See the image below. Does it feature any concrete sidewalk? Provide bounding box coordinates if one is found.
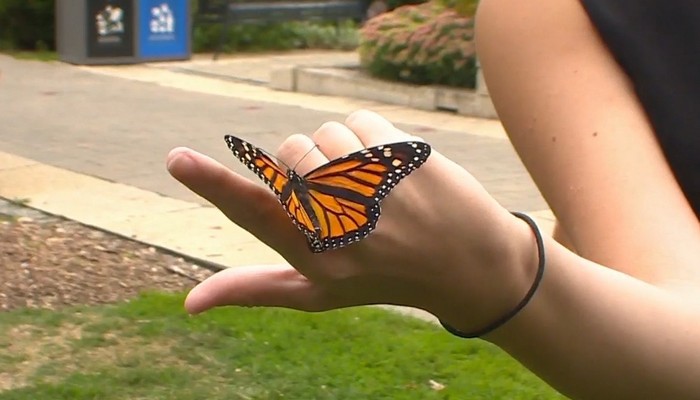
[149,51,497,118]
[0,51,554,279]
[154,51,361,85]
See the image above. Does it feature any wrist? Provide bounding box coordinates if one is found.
[435,212,544,337]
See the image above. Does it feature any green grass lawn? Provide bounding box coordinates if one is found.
[3,50,58,62]
[0,292,565,399]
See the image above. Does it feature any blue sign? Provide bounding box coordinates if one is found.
[137,0,189,59]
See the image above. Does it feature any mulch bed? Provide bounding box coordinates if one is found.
[0,201,214,312]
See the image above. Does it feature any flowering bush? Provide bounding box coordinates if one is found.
[358,1,476,88]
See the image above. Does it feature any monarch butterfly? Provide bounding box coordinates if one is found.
[224,135,431,253]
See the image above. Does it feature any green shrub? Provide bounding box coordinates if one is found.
[386,0,428,12]
[0,0,55,50]
[359,1,477,88]
[292,21,360,50]
[190,0,360,53]
[193,21,359,53]
[437,0,478,16]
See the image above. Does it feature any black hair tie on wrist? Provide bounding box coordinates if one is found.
[440,212,546,339]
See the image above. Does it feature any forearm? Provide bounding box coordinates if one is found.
[485,237,700,399]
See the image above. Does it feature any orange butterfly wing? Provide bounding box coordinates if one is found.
[225,135,431,253]
[301,141,431,252]
[224,136,288,195]
[224,135,317,236]
[285,189,317,235]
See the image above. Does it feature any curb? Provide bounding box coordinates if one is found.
[0,197,229,276]
[270,65,498,119]
[0,152,287,269]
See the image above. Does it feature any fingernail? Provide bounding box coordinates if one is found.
[166,147,193,170]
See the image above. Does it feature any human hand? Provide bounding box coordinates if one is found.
[167,110,537,333]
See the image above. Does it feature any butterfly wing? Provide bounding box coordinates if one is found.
[224,135,289,197]
[225,135,432,253]
[301,141,431,252]
[224,135,319,239]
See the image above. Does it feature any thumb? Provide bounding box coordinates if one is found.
[184,264,332,314]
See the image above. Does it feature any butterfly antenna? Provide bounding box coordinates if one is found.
[257,146,293,170]
[254,142,318,171]
[292,144,319,171]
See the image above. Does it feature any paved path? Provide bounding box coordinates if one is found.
[0,51,552,273]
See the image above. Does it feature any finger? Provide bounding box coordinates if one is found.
[276,134,329,176]
[166,147,308,254]
[184,264,337,313]
[311,121,365,160]
[345,109,414,146]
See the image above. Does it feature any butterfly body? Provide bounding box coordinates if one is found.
[280,170,325,251]
[225,135,431,253]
